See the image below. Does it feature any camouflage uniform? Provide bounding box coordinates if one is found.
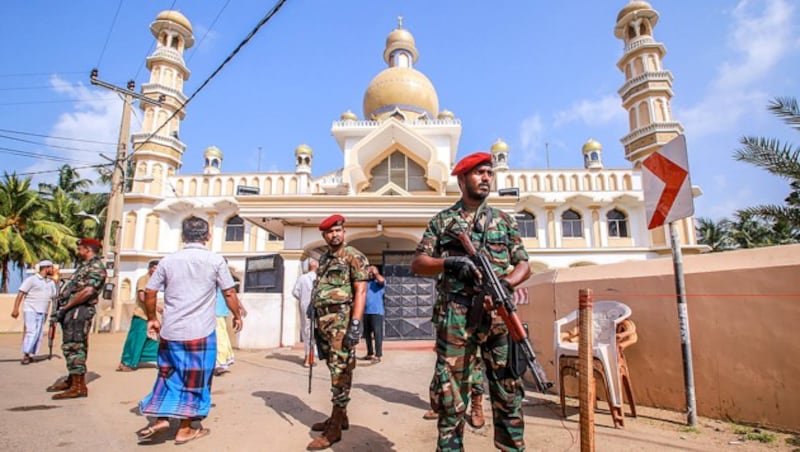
[314,243,369,408]
[58,255,106,374]
[417,199,529,452]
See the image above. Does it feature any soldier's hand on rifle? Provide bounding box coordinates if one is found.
[343,318,362,347]
[444,256,482,283]
[500,279,514,296]
[55,308,66,323]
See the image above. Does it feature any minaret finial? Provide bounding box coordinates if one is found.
[397,16,403,28]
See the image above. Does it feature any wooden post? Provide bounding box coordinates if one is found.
[579,288,595,452]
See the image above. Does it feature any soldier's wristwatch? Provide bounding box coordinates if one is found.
[351,319,361,326]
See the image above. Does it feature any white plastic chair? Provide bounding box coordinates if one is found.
[553,300,632,425]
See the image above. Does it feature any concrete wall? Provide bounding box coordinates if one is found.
[518,244,800,432]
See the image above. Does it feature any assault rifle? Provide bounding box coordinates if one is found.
[48,278,70,360]
[307,301,316,394]
[452,225,553,393]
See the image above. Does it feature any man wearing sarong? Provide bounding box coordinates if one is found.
[46,238,107,399]
[307,214,369,451]
[11,260,57,365]
[292,258,318,367]
[136,216,244,445]
[117,259,160,371]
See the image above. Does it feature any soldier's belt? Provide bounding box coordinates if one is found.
[316,303,350,317]
[447,293,475,308]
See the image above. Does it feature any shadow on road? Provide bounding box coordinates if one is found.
[353,383,429,411]
[253,390,397,451]
[265,352,305,367]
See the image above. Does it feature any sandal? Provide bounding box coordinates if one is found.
[137,422,169,442]
[175,428,210,445]
[20,356,32,365]
[116,364,135,372]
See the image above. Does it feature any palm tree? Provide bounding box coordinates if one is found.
[734,96,800,229]
[695,217,733,252]
[39,164,93,202]
[0,172,74,292]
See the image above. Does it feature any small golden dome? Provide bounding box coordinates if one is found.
[438,109,454,120]
[204,146,223,159]
[616,1,653,23]
[340,110,358,121]
[384,28,419,64]
[295,144,313,157]
[490,138,508,154]
[363,67,439,120]
[582,139,602,153]
[155,10,193,34]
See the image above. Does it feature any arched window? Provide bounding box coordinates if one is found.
[561,209,583,238]
[607,209,629,238]
[366,150,427,192]
[225,216,244,242]
[515,212,536,238]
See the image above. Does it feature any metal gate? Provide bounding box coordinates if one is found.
[382,251,436,340]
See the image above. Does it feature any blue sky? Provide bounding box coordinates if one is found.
[1,0,798,222]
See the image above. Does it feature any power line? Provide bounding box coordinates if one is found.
[0,146,99,165]
[8,163,112,178]
[0,99,116,106]
[0,128,117,145]
[0,134,114,154]
[96,0,125,68]
[131,0,289,159]
[0,85,54,91]
[0,71,84,78]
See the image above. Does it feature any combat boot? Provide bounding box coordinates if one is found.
[52,374,87,400]
[307,406,345,450]
[311,406,349,431]
[46,375,72,392]
[468,393,485,428]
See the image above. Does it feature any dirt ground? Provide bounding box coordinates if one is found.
[0,332,796,451]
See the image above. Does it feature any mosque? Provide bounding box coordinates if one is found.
[114,1,705,348]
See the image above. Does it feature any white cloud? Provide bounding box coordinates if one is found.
[552,94,624,128]
[678,0,795,138]
[518,114,543,166]
[26,75,122,186]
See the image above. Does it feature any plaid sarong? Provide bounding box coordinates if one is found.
[139,331,217,419]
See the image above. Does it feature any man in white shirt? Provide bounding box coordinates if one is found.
[11,260,57,365]
[292,258,318,367]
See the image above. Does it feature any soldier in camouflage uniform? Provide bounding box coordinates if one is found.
[46,238,107,400]
[412,152,531,451]
[307,214,369,451]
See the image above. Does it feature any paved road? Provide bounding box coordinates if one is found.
[0,332,790,451]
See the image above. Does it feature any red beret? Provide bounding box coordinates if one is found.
[451,152,493,176]
[79,238,103,248]
[319,214,345,231]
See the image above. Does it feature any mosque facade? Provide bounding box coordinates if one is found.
[114,2,705,347]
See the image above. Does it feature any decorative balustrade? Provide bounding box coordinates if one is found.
[620,121,684,147]
[624,36,654,52]
[617,70,673,98]
[141,83,188,104]
[331,118,462,129]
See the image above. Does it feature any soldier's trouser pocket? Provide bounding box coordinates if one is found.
[62,305,95,343]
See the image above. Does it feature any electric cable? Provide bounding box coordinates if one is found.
[8,163,111,177]
[186,0,231,63]
[0,128,116,145]
[0,134,114,154]
[96,0,125,68]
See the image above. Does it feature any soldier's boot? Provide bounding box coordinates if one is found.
[46,375,72,392]
[307,406,345,450]
[422,409,438,420]
[52,374,87,400]
[468,393,485,429]
[310,407,349,431]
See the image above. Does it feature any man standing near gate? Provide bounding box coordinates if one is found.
[360,265,385,364]
[307,214,369,451]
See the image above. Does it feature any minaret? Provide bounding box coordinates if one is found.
[582,138,603,170]
[614,1,683,166]
[294,144,313,194]
[490,138,509,172]
[203,146,223,175]
[129,10,194,196]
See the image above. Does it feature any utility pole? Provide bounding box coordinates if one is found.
[90,69,161,332]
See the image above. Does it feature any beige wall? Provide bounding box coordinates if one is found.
[519,244,800,432]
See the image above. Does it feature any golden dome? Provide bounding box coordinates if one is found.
[582,139,602,153]
[155,10,193,34]
[438,109,454,120]
[384,28,418,64]
[204,146,223,159]
[363,66,439,120]
[616,1,653,23]
[340,110,358,121]
[295,144,313,157]
[490,138,508,154]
